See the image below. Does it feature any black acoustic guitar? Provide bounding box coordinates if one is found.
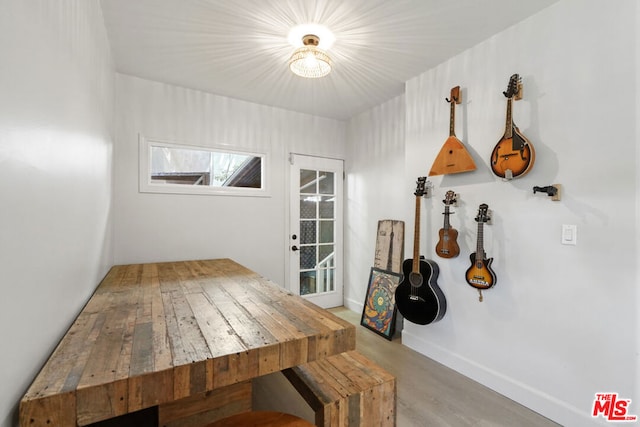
[395,177,447,325]
[435,190,460,258]
[465,203,496,301]
[490,74,535,179]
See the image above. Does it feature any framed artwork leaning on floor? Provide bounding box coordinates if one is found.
[360,267,401,340]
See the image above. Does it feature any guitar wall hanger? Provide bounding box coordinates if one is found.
[445,89,461,105]
[533,184,561,201]
[503,78,523,100]
[419,179,434,198]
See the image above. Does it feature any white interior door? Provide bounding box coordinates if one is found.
[289,154,343,308]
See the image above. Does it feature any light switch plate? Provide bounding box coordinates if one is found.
[562,224,577,245]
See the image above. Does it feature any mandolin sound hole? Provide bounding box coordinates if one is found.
[409,272,423,287]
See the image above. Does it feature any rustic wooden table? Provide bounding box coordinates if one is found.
[20,259,356,426]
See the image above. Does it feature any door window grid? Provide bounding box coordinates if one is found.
[299,170,336,296]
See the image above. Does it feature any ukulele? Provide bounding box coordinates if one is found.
[429,86,476,176]
[465,204,496,301]
[435,190,460,258]
[490,74,535,179]
[395,177,447,325]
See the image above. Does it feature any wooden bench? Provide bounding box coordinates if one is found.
[204,411,315,426]
[283,351,396,427]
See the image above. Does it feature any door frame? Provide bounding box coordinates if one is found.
[287,153,344,308]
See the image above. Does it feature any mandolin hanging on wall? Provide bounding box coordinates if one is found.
[490,74,535,179]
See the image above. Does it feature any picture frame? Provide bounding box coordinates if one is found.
[360,267,402,340]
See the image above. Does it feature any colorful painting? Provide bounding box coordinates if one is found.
[360,267,401,340]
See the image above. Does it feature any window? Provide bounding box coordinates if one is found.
[139,136,268,196]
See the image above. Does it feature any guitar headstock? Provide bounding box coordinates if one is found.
[475,203,490,223]
[503,74,521,99]
[414,177,427,197]
[443,190,457,206]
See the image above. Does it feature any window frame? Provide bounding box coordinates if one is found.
[139,135,270,197]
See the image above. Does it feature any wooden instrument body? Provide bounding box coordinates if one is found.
[465,254,496,290]
[490,74,534,179]
[429,86,476,176]
[396,258,446,325]
[435,190,459,259]
[465,203,496,292]
[490,127,535,178]
[435,227,460,258]
[430,136,477,176]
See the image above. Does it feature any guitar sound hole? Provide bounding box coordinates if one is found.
[409,272,423,287]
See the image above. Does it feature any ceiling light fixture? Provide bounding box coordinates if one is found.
[288,34,332,79]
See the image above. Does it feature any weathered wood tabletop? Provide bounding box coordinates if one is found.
[20,259,356,426]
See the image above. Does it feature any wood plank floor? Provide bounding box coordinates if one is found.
[328,307,560,427]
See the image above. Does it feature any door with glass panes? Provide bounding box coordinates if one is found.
[289,154,343,308]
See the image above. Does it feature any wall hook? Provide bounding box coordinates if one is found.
[533,184,561,201]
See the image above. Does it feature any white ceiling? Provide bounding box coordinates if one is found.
[100,0,558,121]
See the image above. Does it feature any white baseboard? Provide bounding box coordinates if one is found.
[401,329,607,427]
[342,297,610,426]
[343,296,362,313]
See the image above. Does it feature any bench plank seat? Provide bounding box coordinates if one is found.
[283,351,396,426]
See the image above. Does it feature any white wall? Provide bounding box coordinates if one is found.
[2,1,636,426]
[346,1,638,425]
[113,74,346,285]
[636,0,640,414]
[344,95,406,309]
[0,1,114,426]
